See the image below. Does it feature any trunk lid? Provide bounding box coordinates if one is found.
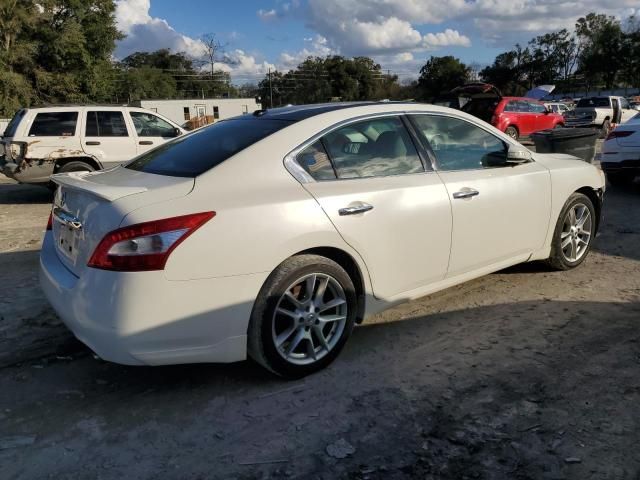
[50,166,194,277]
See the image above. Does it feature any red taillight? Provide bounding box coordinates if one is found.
[88,212,215,272]
[46,212,53,231]
[605,130,634,141]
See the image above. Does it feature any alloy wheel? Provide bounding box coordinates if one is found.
[271,273,348,365]
[560,203,592,262]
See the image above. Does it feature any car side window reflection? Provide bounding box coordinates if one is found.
[320,116,423,179]
[410,115,509,171]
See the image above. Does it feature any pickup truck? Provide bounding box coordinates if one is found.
[564,96,637,137]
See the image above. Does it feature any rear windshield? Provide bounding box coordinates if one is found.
[577,97,610,108]
[126,118,293,177]
[3,109,26,137]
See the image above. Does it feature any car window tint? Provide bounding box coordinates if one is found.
[504,101,518,112]
[410,115,509,171]
[620,98,630,109]
[130,112,176,137]
[577,97,610,108]
[86,111,129,137]
[321,117,423,179]
[4,109,26,137]
[28,112,78,137]
[529,102,547,113]
[297,140,336,180]
[127,118,291,177]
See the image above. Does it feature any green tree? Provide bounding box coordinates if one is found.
[417,56,471,100]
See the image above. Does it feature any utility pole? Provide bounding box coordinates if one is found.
[268,68,273,108]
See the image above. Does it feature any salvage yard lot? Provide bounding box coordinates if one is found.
[1,171,639,479]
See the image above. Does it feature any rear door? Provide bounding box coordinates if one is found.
[129,111,181,155]
[298,115,452,299]
[409,113,551,277]
[82,110,137,167]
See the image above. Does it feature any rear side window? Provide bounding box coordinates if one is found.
[86,111,129,137]
[577,97,609,108]
[126,118,292,177]
[3,109,26,137]
[297,140,336,180]
[28,112,78,137]
[529,102,546,113]
[320,117,423,179]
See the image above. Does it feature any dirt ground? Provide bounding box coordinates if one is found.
[1,164,639,480]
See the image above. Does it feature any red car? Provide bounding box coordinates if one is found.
[453,83,565,140]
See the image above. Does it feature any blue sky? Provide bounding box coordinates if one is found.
[114,0,639,83]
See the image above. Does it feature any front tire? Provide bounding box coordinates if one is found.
[600,119,611,139]
[248,254,357,378]
[546,193,596,271]
[57,161,95,174]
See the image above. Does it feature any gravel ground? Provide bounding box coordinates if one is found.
[0,162,639,480]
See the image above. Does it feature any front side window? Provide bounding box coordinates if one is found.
[127,117,291,177]
[86,111,128,137]
[320,116,423,179]
[620,98,630,109]
[410,115,509,171]
[130,112,177,137]
[297,140,336,180]
[28,112,78,137]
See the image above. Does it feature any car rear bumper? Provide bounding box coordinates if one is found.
[39,231,268,366]
[1,158,54,184]
[601,158,640,173]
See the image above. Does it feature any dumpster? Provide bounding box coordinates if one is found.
[530,128,598,163]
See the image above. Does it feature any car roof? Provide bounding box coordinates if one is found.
[247,101,409,121]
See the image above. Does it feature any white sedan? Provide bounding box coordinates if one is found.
[601,113,640,185]
[40,102,605,377]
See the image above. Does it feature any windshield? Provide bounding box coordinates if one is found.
[3,109,26,137]
[577,97,610,108]
[126,117,293,177]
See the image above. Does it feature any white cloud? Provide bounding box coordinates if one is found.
[257,9,277,21]
[423,29,471,48]
[115,0,207,58]
[278,35,335,69]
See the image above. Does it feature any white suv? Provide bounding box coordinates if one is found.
[1,105,185,185]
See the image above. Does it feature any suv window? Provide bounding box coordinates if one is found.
[4,109,26,137]
[320,117,423,179]
[529,102,547,113]
[86,111,129,137]
[130,112,177,137]
[28,112,78,137]
[297,140,336,180]
[127,118,291,177]
[620,98,630,109]
[410,115,509,171]
[577,97,610,108]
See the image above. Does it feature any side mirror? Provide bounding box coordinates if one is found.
[173,127,182,137]
[507,144,533,163]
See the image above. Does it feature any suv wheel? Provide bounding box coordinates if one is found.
[600,119,611,139]
[248,254,357,378]
[57,161,95,174]
[505,126,519,140]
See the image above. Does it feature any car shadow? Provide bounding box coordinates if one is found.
[0,178,53,204]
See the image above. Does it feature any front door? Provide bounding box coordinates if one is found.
[409,113,551,277]
[298,116,453,299]
[82,110,137,167]
[129,111,180,155]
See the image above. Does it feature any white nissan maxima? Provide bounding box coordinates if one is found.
[41,102,605,377]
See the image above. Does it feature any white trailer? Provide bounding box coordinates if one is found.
[133,98,261,127]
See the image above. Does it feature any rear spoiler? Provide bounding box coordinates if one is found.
[50,171,148,202]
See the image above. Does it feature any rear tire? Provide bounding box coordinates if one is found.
[57,161,95,174]
[546,193,596,271]
[505,126,519,140]
[248,254,357,378]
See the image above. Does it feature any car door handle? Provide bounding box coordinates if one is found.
[339,204,374,216]
[85,141,100,146]
[453,189,480,199]
[139,140,153,145]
